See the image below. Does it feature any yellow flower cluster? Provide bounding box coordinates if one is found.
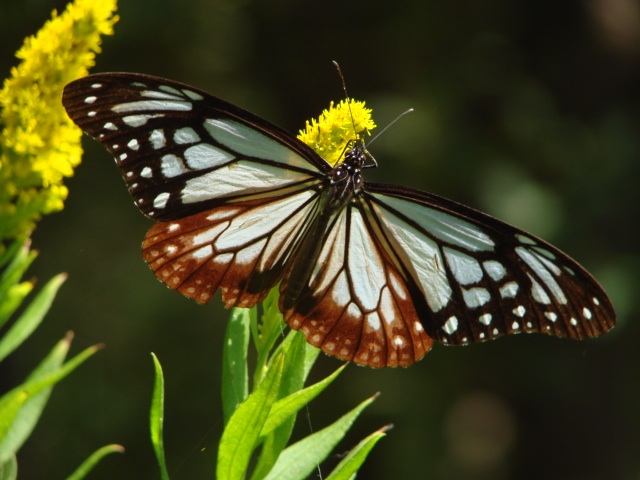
[0,0,118,241]
[297,99,376,166]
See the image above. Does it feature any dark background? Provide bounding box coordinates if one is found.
[1,0,639,479]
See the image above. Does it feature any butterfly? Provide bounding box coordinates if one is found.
[62,72,615,368]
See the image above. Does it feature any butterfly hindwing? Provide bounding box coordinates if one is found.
[279,203,434,368]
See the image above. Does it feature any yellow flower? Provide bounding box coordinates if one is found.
[0,0,118,241]
[297,99,376,166]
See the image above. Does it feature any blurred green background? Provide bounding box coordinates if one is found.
[2,0,639,479]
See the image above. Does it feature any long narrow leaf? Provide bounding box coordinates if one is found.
[260,363,346,439]
[64,444,124,480]
[263,393,379,480]
[0,243,37,332]
[222,307,251,423]
[150,353,170,480]
[249,331,311,480]
[217,354,284,480]
[0,273,66,363]
[0,332,72,461]
[0,344,100,449]
[325,425,391,480]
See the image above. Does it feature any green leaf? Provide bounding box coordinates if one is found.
[222,307,251,423]
[64,444,124,480]
[249,331,310,480]
[217,354,284,480]
[0,455,17,480]
[263,393,379,480]
[0,333,73,462]
[0,273,67,363]
[0,242,37,331]
[325,425,391,480]
[260,363,346,439]
[149,353,170,480]
[0,343,99,454]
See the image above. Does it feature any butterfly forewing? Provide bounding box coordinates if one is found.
[62,73,329,221]
[364,184,616,345]
[62,72,615,368]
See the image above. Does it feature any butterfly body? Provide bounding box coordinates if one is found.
[62,73,615,368]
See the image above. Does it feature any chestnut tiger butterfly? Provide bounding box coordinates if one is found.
[62,73,615,368]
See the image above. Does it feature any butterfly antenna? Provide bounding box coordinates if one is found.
[365,107,414,148]
[332,61,359,142]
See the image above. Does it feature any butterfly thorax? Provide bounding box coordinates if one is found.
[330,142,368,202]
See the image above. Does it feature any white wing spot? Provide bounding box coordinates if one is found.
[529,274,551,304]
[150,129,166,149]
[444,248,484,285]
[104,122,117,131]
[593,297,600,306]
[512,321,520,330]
[112,144,119,150]
[140,166,153,178]
[168,223,180,232]
[91,83,102,89]
[492,328,499,335]
[479,313,492,325]
[544,311,558,322]
[443,316,458,335]
[393,336,405,347]
[483,260,507,281]
[112,100,192,112]
[414,321,424,332]
[118,153,128,161]
[479,332,486,339]
[367,313,381,331]
[184,144,234,170]
[161,154,187,178]
[88,111,96,117]
[123,114,164,127]
[153,192,170,209]
[125,171,133,178]
[127,139,140,150]
[166,245,177,254]
[526,321,533,328]
[182,89,204,100]
[84,96,97,104]
[388,270,407,300]
[462,287,491,308]
[570,317,578,326]
[513,305,526,317]
[583,307,592,320]
[499,282,519,298]
[516,233,537,245]
[192,245,213,259]
[533,247,557,260]
[174,127,200,144]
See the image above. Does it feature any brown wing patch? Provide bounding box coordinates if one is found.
[143,190,318,307]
